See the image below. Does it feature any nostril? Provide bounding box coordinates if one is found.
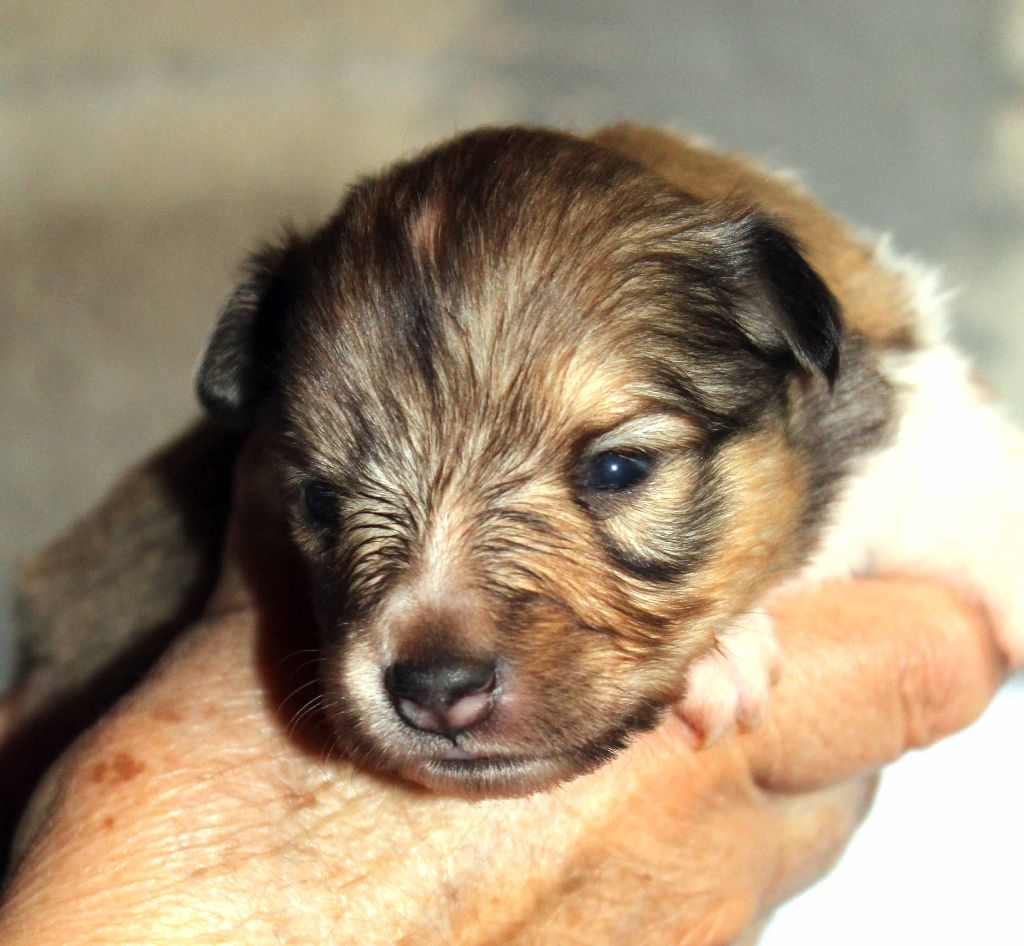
[385,656,498,735]
[442,686,494,733]
[384,661,425,704]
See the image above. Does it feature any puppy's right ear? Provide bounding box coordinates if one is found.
[196,238,302,428]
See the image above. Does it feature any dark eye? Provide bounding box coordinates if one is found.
[299,480,340,529]
[583,451,652,492]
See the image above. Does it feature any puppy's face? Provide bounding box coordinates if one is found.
[198,129,840,795]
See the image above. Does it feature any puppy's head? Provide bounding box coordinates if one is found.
[197,128,841,795]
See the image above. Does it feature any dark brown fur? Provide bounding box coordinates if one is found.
[7,126,898,808]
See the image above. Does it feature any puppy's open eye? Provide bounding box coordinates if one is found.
[298,480,340,529]
[583,451,652,492]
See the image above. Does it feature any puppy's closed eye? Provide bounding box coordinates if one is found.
[298,481,341,531]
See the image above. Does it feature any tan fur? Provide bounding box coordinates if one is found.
[694,427,811,612]
[593,124,918,347]
[407,195,448,268]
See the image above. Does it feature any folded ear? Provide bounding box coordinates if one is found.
[195,237,303,427]
[709,211,843,384]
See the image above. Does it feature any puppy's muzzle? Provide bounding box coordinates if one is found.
[384,654,498,736]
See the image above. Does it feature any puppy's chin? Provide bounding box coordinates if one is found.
[338,705,668,799]
[407,755,588,799]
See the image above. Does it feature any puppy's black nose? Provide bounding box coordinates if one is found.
[385,656,497,735]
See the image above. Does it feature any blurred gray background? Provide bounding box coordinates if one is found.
[1,3,1021,942]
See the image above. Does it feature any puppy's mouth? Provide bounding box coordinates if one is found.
[388,703,667,798]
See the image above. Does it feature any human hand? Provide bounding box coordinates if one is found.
[0,576,1003,946]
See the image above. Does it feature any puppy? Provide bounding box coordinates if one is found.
[9,124,1024,802]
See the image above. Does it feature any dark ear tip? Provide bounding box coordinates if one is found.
[798,282,842,386]
[195,371,255,429]
[820,330,842,386]
[194,236,302,429]
[743,211,844,383]
[194,307,260,428]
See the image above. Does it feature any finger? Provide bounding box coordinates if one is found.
[745,577,1004,793]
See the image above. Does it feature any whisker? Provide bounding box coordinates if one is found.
[287,695,325,737]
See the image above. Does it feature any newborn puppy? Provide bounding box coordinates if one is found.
[8,125,1022,805]
[191,125,1023,795]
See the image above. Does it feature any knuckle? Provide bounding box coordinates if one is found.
[895,634,955,751]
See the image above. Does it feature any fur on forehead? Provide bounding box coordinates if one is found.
[300,127,701,349]
[198,126,841,438]
[273,132,670,446]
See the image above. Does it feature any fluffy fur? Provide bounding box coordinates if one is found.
[8,124,1023,803]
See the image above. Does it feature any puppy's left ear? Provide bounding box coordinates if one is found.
[196,236,304,428]
[714,212,843,384]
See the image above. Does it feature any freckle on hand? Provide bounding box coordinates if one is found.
[151,704,183,723]
[111,752,146,783]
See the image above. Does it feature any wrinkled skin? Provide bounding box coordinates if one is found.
[0,484,1003,946]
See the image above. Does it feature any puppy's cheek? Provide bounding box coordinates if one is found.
[496,641,670,754]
